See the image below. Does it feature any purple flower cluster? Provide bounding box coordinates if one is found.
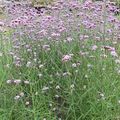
[2,0,120,67]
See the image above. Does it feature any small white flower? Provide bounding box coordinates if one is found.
[14,79,21,85]
[26,61,32,67]
[56,85,60,89]
[58,118,62,120]
[75,70,78,73]
[115,59,120,64]
[14,95,20,100]
[6,80,13,84]
[63,72,71,76]
[85,75,88,78]
[27,49,32,52]
[39,64,44,68]
[49,103,52,107]
[35,92,38,95]
[72,63,77,68]
[0,52,3,57]
[66,37,72,42]
[113,41,117,45]
[42,86,49,91]
[70,84,74,89]
[38,73,43,78]
[87,64,93,68]
[55,95,59,98]
[99,92,105,100]
[102,68,105,71]
[83,85,86,89]
[77,62,81,66]
[25,101,30,105]
[100,93,104,97]
[19,92,24,97]
[53,107,56,111]
[34,58,37,62]
[24,80,30,84]
[43,118,47,120]
[118,70,120,74]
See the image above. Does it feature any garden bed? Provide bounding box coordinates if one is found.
[1,0,120,119]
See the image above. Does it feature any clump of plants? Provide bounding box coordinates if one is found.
[1,0,120,119]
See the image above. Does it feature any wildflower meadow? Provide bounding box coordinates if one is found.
[1,0,120,119]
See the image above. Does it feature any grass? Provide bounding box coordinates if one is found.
[1,30,120,119]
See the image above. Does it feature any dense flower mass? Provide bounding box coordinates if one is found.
[5,0,120,40]
[2,0,120,67]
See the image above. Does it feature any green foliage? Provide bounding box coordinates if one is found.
[31,0,54,6]
[116,0,120,6]
[1,32,120,119]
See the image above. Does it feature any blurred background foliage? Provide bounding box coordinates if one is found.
[31,0,54,6]
[116,0,120,7]
[30,0,120,8]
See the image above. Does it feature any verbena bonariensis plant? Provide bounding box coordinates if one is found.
[4,0,120,67]
[1,0,120,119]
